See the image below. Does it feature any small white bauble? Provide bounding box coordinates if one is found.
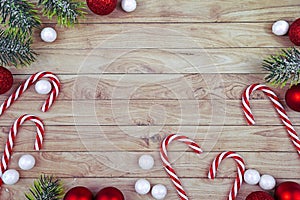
[41,27,57,43]
[272,20,289,36]
[259,174,276,190]
[244,169,261,185]
[151,184,167,200]
[18,154,36,170]
[2,169,20,185]
[35,80,52,95]
[138,154,154,170]
[135,179,151,195]
[121,0,137,12]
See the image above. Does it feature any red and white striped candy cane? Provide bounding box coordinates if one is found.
[0,114,45,183]
[242,83,300,155]
[160,134,202,200]
[0,71,60,116]
[208,151,245,200]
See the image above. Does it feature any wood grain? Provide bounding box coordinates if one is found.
[1,0,300,199]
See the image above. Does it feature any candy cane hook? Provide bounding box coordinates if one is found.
[242,83,300,155]
[0,114,45,180]
[0,71,60,116]
[208,151,245,200]
[160,134,202,200]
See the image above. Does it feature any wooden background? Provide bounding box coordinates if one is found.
[1,0,300,199]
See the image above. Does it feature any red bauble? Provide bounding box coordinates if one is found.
[289,18,300,46]
[63,186,93,200]
[275,181,300,200]
[0,66,13,94]
[285,84,300,112]
[86,0,117,15]
[246,191,274,200]
[95,187,125,200]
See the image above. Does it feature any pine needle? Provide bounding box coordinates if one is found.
[25,175,64,200]
[38,0,86,27]
[263,47,300,87]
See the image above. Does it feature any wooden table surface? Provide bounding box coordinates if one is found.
[1,0,300,199]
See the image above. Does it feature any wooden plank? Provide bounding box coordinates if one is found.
[9,48,285,74]
[4,177,300,200]
[0,125,297,152]
[1,74,288,101]
[33,0,300,23]
[0,99,297,126]
[3,152,299,179]
[31,23,292,50]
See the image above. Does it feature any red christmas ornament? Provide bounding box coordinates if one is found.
[275,181,300,200]
[95,187,125,200]
[0,66,13,94]
[285,84,300,112]
[86,0,117,15]
[246,191,274,200]
[63,186,93,200]
[289,18,300,46]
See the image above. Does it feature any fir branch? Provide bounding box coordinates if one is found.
[0,0,41,36]
[38,0,86,27]
[263,47,300,87]
[25,175,64,200]
[0,30,36,67]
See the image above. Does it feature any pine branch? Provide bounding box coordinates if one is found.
[0,0,41,36]
[0,30,36,67]
[38,0,86,27]
[25,175,64,200]
[263,47,300,87]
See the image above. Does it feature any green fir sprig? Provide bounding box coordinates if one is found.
[39,0,86,27]
[25,175,64,200]
[0,30,36,66]
[263,47,300,87]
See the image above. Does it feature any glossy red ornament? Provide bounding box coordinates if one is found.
[246,191,274,200]
[95,187,125,200]
[275,181,300,200]
[86,0,117,15]
[285,84,300,112]
[289,18,300,46]
[63,186,93,200]
[0,66,13,94]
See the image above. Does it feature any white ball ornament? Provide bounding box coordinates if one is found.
[259,174,276,190]
[272,20,289,36]
[35,80,52,95]
[41,27,57,43]
[121,0,137,13]
[138,154,154,170]
[151,184,167,200]
[2,169,20,185]
[135,179,151,195]
[18,154,36,170]
[244,169,261,185]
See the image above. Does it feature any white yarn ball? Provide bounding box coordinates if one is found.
[135,179,151,195]
[259,174,276,190]
[35,80,52,95]
[41,27,57,43]
[18,154,36,170]
[2,169,20,185]
[244,169,261,185]
[272,20,289,36]
[121,0,137,12]
[138,155,154,170]
[151,184,167,200]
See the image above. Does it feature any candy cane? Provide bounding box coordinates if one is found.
[160,134,202,200]
[242,83,300,155]
[208,151,245,200]
[0,114,45,180]
[0,71,60,116]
